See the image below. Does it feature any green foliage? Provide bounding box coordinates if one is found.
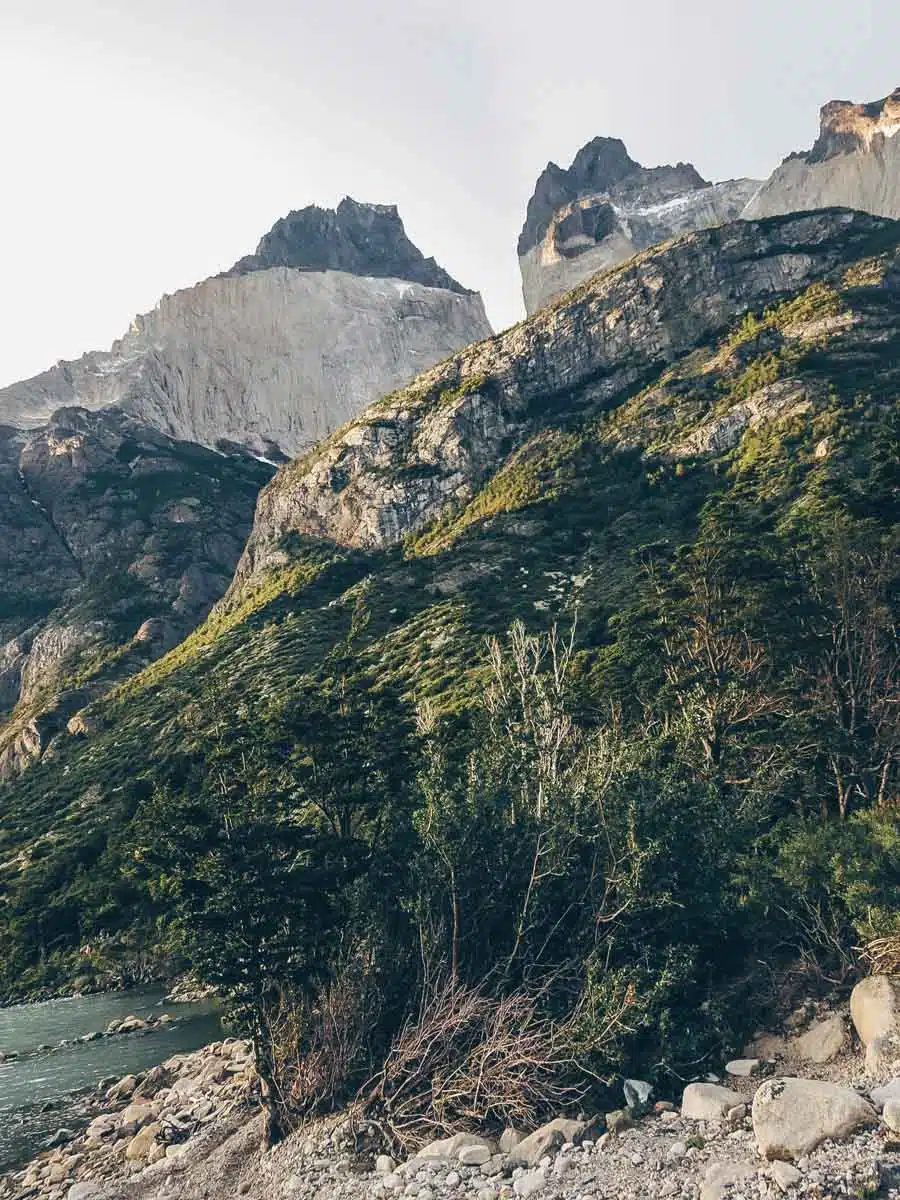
[1,234,898,1117]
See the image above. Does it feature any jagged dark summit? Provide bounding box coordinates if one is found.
[517,136,759,313]
[229,196,473,293]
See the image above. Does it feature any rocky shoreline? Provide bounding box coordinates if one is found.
[2,978,899,1200]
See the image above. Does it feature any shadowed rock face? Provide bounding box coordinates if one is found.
[518,136,759,313]
[229,197,473,294]
[0,201,492,459]
[743,86,900,221]
[0,407,273,778]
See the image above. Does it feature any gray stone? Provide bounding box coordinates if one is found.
[623,1078,653,1112]
[866,1031,900,1076]
[507,1119,584,1167]
[0,203,491,461]
[43,1129,76,1150]
[67,1185,102,1200]
[771,1160,802,1192]
[518,137,760,314]
[752,1077,876,1160]
[458,1145,491,1166]
[884,1099,900,1133]
[725,1058,761,1077]
[872,1077,900,1110]
[793,1014,846,1064]
[850,975,900,1049]
[499,1128,523,1154]
[681,1083,743,1122]
[699,1162,757,1200]
[376,1156,396,1176]
[512,1168,546,1198]
[415,1134,494,1162]
[743,87,900,226]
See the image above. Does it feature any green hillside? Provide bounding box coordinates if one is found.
[1,214,897,1116]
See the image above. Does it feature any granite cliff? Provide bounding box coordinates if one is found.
[0,199,491,459]
[743,86,900,222]
[518,136,759,313]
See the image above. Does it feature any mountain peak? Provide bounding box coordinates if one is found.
[742,85,900,222]
[228,197,473,293]
[808,85,900,162]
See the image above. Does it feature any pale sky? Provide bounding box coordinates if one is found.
[0,0,898,387]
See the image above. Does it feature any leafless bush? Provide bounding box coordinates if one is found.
[861,935,900,975]
[357,978,618,1153]
[259,957,382,1134]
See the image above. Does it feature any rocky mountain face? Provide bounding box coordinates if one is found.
[0,200,491,459]
[235,208,886,580]
[518,136,760,313]
[228,196,471,293]
[0,408,272,778]
[0,198,490,776]
[1,196,899,1024]
[3,201,898,1000]
[744,86,900,221]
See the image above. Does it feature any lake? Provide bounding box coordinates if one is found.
[0,988,222,1170]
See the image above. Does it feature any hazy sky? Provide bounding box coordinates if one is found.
[0,1,898,386]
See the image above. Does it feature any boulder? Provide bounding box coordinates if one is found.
[850,976,900,1047]
[125,1122,163,1161]
[120,1101,155,1126]
[604,1109,632,1135]
[499,1128,523,1153]
[866,1032,900,1076]
[752,1077,876,1160]
[43,1129,75,1150]
[414,1133,495,1162]
[681,1083,743,1121]
[459,1144,491,1166]
[623,1079,653,1113]
[68,1185,101,1200]
[105,1074,138,1102]
[700,1162,757,1200]
[513,1168,546,1198]
[116,1014,148,1034]
[771,1160,802,1193]
[725,1059,761,1077]
[793,1015,846,1064]
[507,1118,585,1166]
[884,1099,900,1134]
[871,1077,900,1110]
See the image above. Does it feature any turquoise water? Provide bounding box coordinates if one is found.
[0,989,221,1170]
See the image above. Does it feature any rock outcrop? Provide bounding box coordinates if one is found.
[742,86,900,222]
[0,200,491,459]
[0,407,272,777]
[518,136,760,313]
[234,208,898,586]
[228,197,471,294]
